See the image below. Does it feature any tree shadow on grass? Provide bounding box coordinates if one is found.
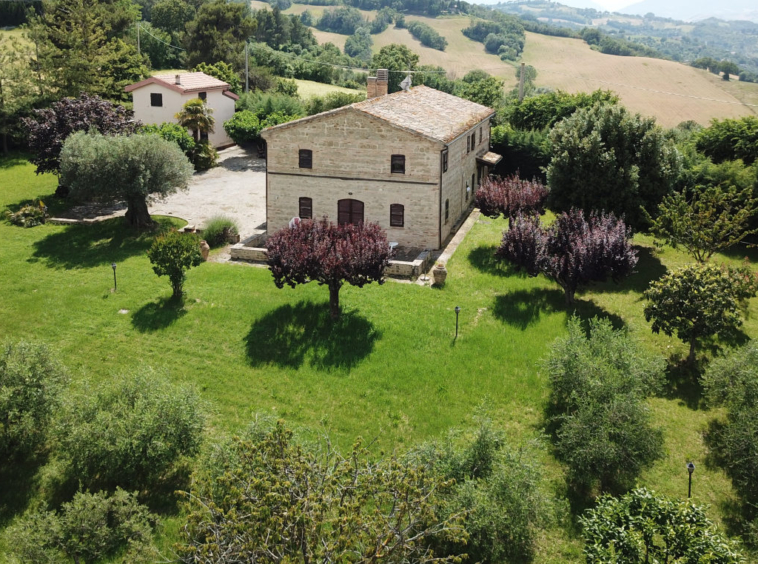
[492,288,625,331]
[0,451,47,527]
[467,244,522,278]
[30,217,175,269]
[592,245,668,295]
[244,301,381,372]
[661,354,704,410]
[131,296,188,333]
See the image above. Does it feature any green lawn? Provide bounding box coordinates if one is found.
[1,153,756,561]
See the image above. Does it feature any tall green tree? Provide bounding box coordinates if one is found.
[696,116,758,165]
[151,0,196,33]
[60,132,194,227]
[184,0,257,70]
[454,70,504,109]
[0,36,38,154]
[547,103,682,229]
[371,44,419,93]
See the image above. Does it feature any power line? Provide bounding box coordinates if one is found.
[137,22,185,51]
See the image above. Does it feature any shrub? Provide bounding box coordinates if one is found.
[202,215,239,247]
[475,174,548,220]
[54,368,205,490]
[8,488,158,564]
[147,230,204,299]
[644,263,758,364]
[581,488,743,563]
[305,91,365,115]
[696,116,758,165]
[139,122,196,158]
[223,110,262,145]
[191,141,218,171]
[316,6,364,35]
[274,77,299,96]
[0,341,68,458]
[503,89,618,131]
[497,209,638,304]
[4,200,48,227]
[236,91,305,121]
[547,318,665,493]
[489,126,551,181]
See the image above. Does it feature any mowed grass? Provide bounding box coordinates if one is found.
[2,154,758,560]
[256,0,758,126]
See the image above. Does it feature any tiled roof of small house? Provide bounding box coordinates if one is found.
[261,86,494,144]
[352,86,494,143]
[124,72,236,97]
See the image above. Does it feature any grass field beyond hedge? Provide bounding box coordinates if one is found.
[1,154,757,561]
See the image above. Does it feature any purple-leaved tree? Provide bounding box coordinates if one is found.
[497,208,638,304]
[267,218,392,319]
[475,175,549,220]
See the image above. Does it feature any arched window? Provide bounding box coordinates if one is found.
[338,199,364,225]
[445,199,449,223]
[390,204,404,227]
[299,197,312,219]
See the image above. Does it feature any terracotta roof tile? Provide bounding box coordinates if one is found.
[352,86,494,143]
[261,86,494,144]
[125,72,230,94]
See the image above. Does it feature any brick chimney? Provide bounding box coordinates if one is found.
[175,74,182,85]
[367,69,389,98]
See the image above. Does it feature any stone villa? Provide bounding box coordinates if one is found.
[125,72,238,148]
[261,73,501,250]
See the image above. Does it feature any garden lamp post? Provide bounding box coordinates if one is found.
[111,262,117,292]
[455,306,460,339]
[687,462,695,498]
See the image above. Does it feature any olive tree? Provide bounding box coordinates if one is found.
[546,103,682,228]
[546,317,665,493]
[59,132,194,228]
[644,263,758,364]
[7,489,158,564]
[54,368,205,491]
[0,341,68,458]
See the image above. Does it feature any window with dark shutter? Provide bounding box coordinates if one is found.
[198,92,207,100]
[445,199,449,223]
[390,204,404,227]
[338,199,364,225]
[299,197,312,219]
[391,155,405,174]
[466,136,470,153]
[442,149,448,173]
[471,132,476,149]
[479,127,482,144]
[150,93,163,107]
[299,149,312,169]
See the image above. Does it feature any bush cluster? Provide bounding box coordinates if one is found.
[406,21,448,51]
[4,200,48,228]
[202,215,240,247]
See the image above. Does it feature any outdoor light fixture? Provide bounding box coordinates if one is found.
[455,306,461,339]
[687,462,695,498]
[111,262,117,292]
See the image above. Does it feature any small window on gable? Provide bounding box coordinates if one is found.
[390,204,404,227]
[466,136,470,153]
[479,127,482,144]
[299,197,312,219]
[391,154,405,174]
[150,93,163,107]
[471,132,476,149]
[442,149,448,173]
[445,199,449,223]
[198,92,207,100]
[299,149,312,169]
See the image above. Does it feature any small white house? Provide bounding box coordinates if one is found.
[125,72,238,148]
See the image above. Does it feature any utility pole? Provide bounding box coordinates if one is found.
[245,40,249,93]
[518,61,526,102]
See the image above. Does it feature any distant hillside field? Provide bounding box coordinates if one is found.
[251,1,758,126]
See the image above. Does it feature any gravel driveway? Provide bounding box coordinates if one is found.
[151,146,266,236]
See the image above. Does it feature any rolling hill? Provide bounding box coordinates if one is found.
[251,1,758,127]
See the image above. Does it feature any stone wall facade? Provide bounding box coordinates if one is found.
[263,106,492,249]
